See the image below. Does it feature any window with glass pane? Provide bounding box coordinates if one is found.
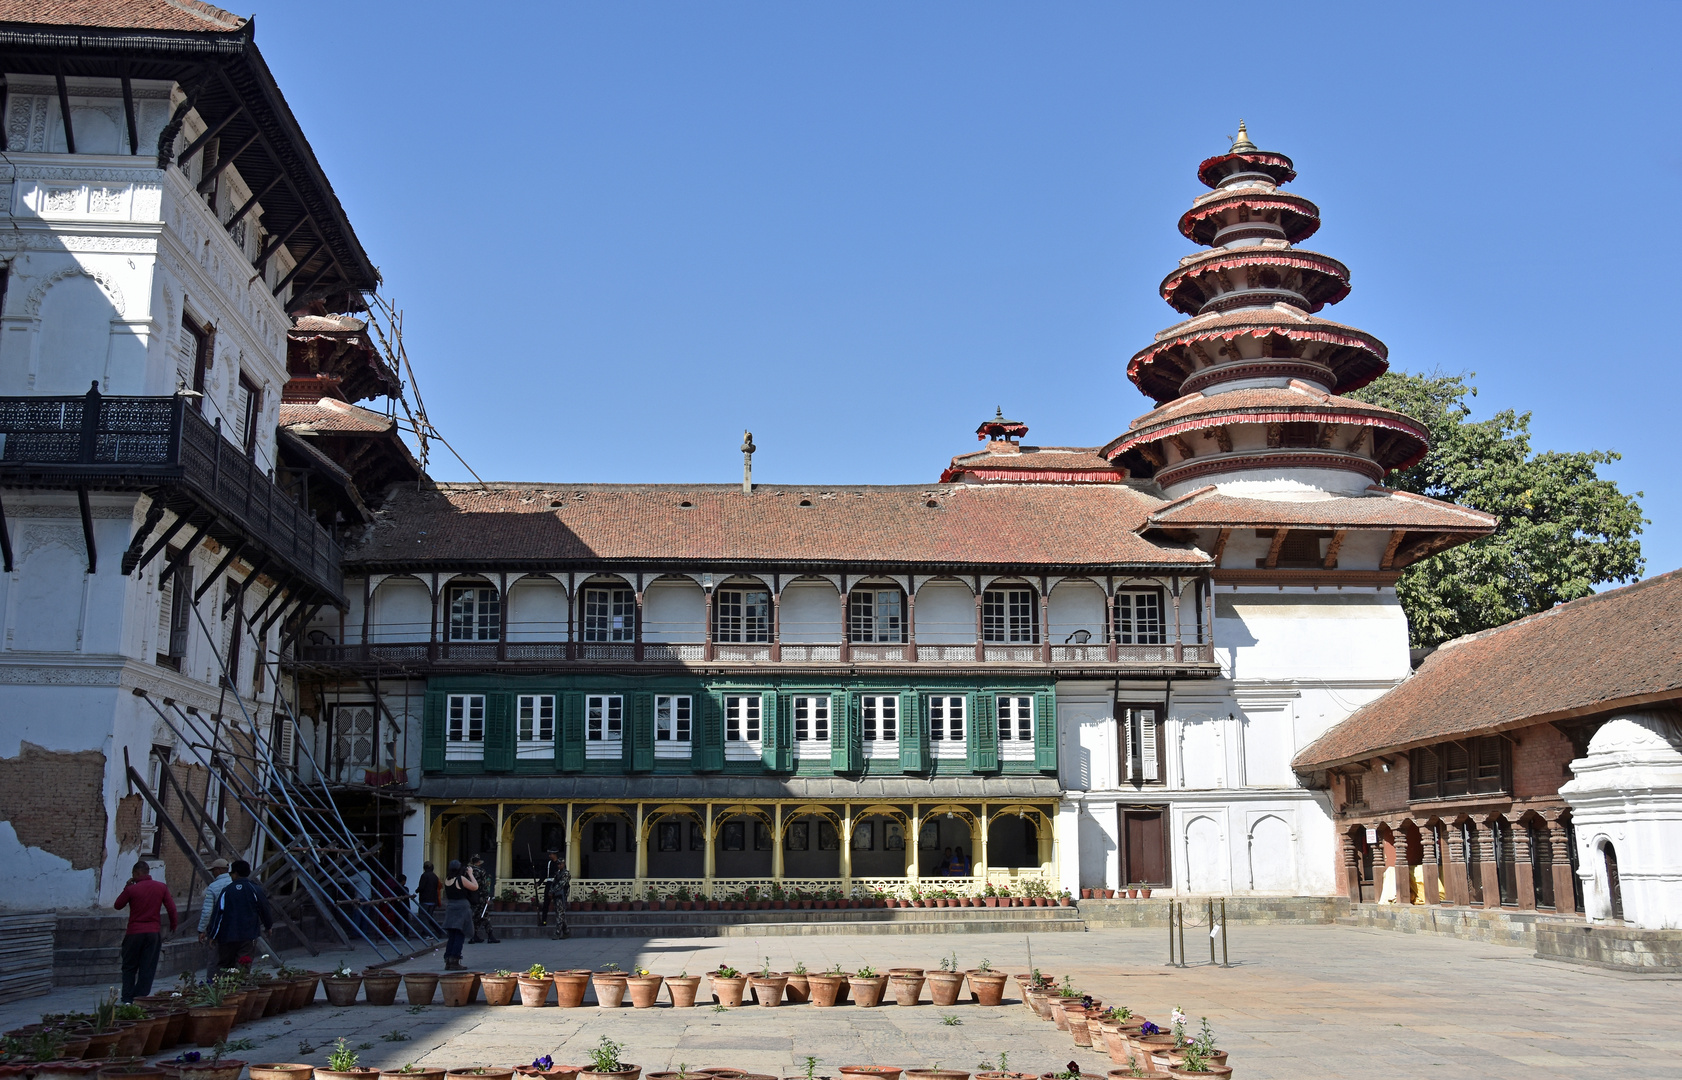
[446,694,485,760]
[584,587,635,642]
[849,588,904,643]
[715,588,771,643]
[516,694,555,759]
[794,695,830,755]
[861,695,898,757]
[585,695,623,759]
[447,585,501,641]
[1114,592,1165,645]
[929,695,966,756]
[724,695,761,742]
[656,696,691,741]
[982,588,1037,643]
[997,695,1034,759]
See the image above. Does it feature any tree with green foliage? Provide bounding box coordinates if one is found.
[1350,370,1645,647]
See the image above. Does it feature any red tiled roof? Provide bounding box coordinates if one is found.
[1178,189,1321,246]
[1293,569,1682,769]
[0,0,243,32]
[1123,383,1424,434]
[346,482,1210,570]
[1160,247,1352,315]
[941,446,1125,484]
[279,399,394,435]
[1128,306,1388,402]
[1145,485,1496,532]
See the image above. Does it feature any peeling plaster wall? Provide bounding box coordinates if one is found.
[0,820,98,909]
[0,741,108,908]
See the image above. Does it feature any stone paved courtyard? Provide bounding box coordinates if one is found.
[8,926,1681,1080]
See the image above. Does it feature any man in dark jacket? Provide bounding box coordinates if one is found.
[207,860,272,971]
[416,862,440,932]
[467,854,499,944]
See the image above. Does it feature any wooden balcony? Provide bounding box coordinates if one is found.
[0,388,344,601]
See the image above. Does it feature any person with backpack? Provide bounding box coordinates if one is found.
[537,850,570,938]
[416,862,441,932]
[207,860,272,971]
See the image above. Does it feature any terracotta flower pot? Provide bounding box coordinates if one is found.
[627,975,663,1008]
[888,971,925,1006]
[967,971,1007,1007]
[137,1016,167,1056]
[362,973,402,1006]
[550,970,591,1008]
[1037,1073,1102,1080]
[515,1069,578,1080]
[806,974,846,1007]
[403,972,440,1006]
[1108,1070,1171,1080]
[666,975,701,1008]
[904,1071,970,1080]
[228,992,258,1024]
[1166,1069,1230,1080]
[290,976,319,1009]
[445,1071,516,1080]
[185,1007,236,1048]
[252,1066,315,1080]
[840,1068,903,1080]
[749,974,787,1007]
[926,970,965,1007]
[111,1024,146,1059]
[577,1069,640,1080]
[323,977,362,1007]
[846,975,887,1008]
[83,1032,121,1059]
[1141,888,1152,898]
[517,977,552,1007]
[480,975,519,1006]
[438,972,477,1007]
[157,1012,187,1050]
[783,973,810,1004]
[97,1066,167,1080]
[170,1064,246,1080]
[708,973,747,1008]
[385,1070,448,1080]
[1069,1017,1094,1047]
[591,973,628,1008]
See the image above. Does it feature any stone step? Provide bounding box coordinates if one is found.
[481,907,1086,939]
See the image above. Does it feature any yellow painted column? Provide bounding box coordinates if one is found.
[977,802,989,886]
[841,804,853,893]
[907,804,920,884]
[429,805,446,875]
[634,803,647,890]
[703,803,716,896]
[772,803,784,881]
[495,803,510,882]
[565,803,580,880]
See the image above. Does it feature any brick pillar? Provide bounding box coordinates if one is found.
[1546,812,1579,915]
[1512,818,1537,910]
[1419,823,1442,906]
[1442,822,1468,906]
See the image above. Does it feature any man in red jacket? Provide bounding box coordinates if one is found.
[114,860,178,1002]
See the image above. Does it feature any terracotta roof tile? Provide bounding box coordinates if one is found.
[1124,384,1423,434]
[346,482,1210,570]
[941,445,1127,483]
[1293,569,1682,769]
[0,0,243,32]
[290,314,366,335]
[1146,486,1497,532]
[279,399,394,435]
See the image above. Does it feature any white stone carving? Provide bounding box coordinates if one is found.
[22,264,127,318]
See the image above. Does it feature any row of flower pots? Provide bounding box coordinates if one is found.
[1076,890,1152,900]
[566,898,1072,913]
[1018,976,1232,1080]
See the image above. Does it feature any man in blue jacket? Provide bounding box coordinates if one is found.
[207,860,272,971]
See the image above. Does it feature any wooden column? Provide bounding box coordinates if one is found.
[1443,821,1469,906]
[495,803,510,881]
[1476,817,1501,906]
[1341,829,1363,902]
[1546,812,1578,914]
[1171,577,1184,663]
[973,586,985,663]
[566,573,576,661]
[1513,819,1538,910]
[633,579,645,662]
[360,574,372,653]
[1039,583,1051,664]
[497,571,508,662]
[1106,577,1118,663]
[1419,822,1442,906]
[770,581,782,662]
[428,572,440,661]
[703,589,715,662]
[839,577,851,662]
[905,576,917,662]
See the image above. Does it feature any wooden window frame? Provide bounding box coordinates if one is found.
[793,695,831,757]
[982,585,1038,644]
[237,371,261,456]
[583,586,635,642]
[444,694,486,761]
[714,587,771,643]
[1113,590,1167,645]
[654,694,692,759]
[1408,736,1511,801]
[848,587,906,643]
[447,583,501,642]
[928,694,966,759]
[1119,702,1166,786]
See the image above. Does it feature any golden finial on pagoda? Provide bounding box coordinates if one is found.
[1230,120,1257,153]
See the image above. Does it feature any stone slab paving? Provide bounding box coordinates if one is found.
[8,925,1681,1080]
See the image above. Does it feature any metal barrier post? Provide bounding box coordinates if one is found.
[1176,901,1186,967]
[1167,899,1176,965]
[1221,898,1229,967]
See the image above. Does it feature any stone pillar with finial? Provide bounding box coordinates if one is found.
[741,430,755,495]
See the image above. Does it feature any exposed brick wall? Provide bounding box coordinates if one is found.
[115,794,143,849]
[0,742,108,870]
[1514,723,1574,799]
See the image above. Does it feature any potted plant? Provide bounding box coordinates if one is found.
[382,1066,447,1080]
[477,969,516,1007]
[316,1039,380,1080]
[807,964,847,1008]
[362,969,403,1007]
[323,966,362,1008]
[627,969,664,1009]
[185,979,239,1048]
[967,959,1008,1007]
[927,953,966,1007]
[1131,1021,1177,1068]
[515,965,551,1007]
[665,970,701,1008]
[839,1068,902,1080]
[903,1071,970,1080]
[515,1058,577,1080]
[845,966,887,1008]
[1107,1060,1171,1080]
[784,961,810,1004]
[402,971,440,1007]
[748,959,787,1008]
[164,1048,246,1080]
[552,969,592,1008]
[708,966,747,1008]
[1036,1066,1102,1080]
[887,967,925,1006]
[578,1038,639,1080]
[592,964,629,1008]
[1058,889,1075,907]
[96,1065,166,1080]
[445,1069,515,1080]
[439,970,477,1008]
[253,1066,315,1080]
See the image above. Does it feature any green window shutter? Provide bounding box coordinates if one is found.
[483,694,513,772]
[770,691,793,772]
[1034,689,1058,773]
[697,692,724,772]
[421,690,445,771]
[969,690,997,772]
[560,691,585,772]
[899,691,925,773]
[630,692,654,772]
[835,693,860,773]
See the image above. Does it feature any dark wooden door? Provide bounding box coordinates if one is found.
[1123,810,1167,885]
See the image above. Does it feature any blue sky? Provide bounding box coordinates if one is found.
[261,2,1679,580]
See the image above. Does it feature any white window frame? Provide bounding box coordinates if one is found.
[655,694,692,759]
[724,694,763,761]
[929,695,967,758]
[861,694,898,759]
[585,694,624,759]
[445,694,486,761]
[1115,591,1165,645]
[849,588,904,643]
[983,587,1038,643]
[448,584,501,642]
[715,588,771,643]
[997,695,1035,760]
[583,587,635,642]
[794,695,831,759]
[516,694,556,760]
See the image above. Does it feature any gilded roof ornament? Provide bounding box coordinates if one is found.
[1230,120,1257,154]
